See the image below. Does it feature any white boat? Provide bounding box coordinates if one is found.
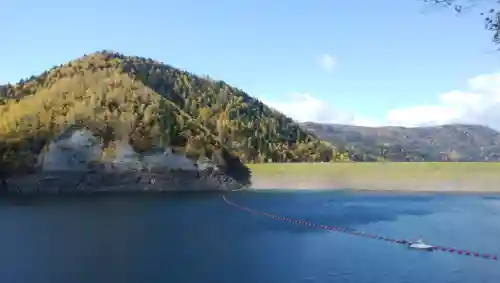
[408,239,434,251]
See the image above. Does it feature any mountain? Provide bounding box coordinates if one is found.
[301,122,500,161]
[0,50,342,177]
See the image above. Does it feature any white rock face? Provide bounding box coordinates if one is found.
[196,157,214,171]
[11,127,244,194]
[37,128,201,172]
[37,128,102,171]
[112,141,142,170]
[142,147,197,171]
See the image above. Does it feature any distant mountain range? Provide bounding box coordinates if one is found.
[301,122,500,161]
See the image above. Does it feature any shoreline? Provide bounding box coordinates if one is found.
[245,188,500,197]
[248,182,500,193]
[248,185,500,194]
[249,176,500,193]
[247,163,500,193]
[1,168,244,195]
[250,174,500,193]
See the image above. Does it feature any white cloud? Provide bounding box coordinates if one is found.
[385,72,500,129]
[260,71,500,130]
[262,93,379,126]
[318,54,336,72]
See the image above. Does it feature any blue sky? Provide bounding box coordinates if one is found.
[3,0,500,128]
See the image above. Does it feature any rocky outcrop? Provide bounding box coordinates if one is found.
[1,127,247,195]
[211,147,251,186]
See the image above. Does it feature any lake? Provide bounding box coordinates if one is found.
[0,190,499,283]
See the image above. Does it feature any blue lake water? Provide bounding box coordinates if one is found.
[0,190,499,283]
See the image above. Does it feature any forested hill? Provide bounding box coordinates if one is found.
[3,50,497,168]
[0,50,342,174]
[301,122,500,161]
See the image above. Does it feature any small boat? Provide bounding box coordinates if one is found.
[408,239,434,251]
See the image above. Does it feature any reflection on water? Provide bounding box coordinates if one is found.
[0,191,499,283]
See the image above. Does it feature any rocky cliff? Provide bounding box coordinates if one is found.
[1,127,246,195]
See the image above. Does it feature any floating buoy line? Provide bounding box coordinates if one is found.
[222,195,498,261]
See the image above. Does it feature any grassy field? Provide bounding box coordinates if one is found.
[247,162,500,185]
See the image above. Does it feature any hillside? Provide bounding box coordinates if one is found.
[0,50,342,177]
[301,122,500,161]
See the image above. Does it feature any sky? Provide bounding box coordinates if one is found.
[2,0,500,129]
